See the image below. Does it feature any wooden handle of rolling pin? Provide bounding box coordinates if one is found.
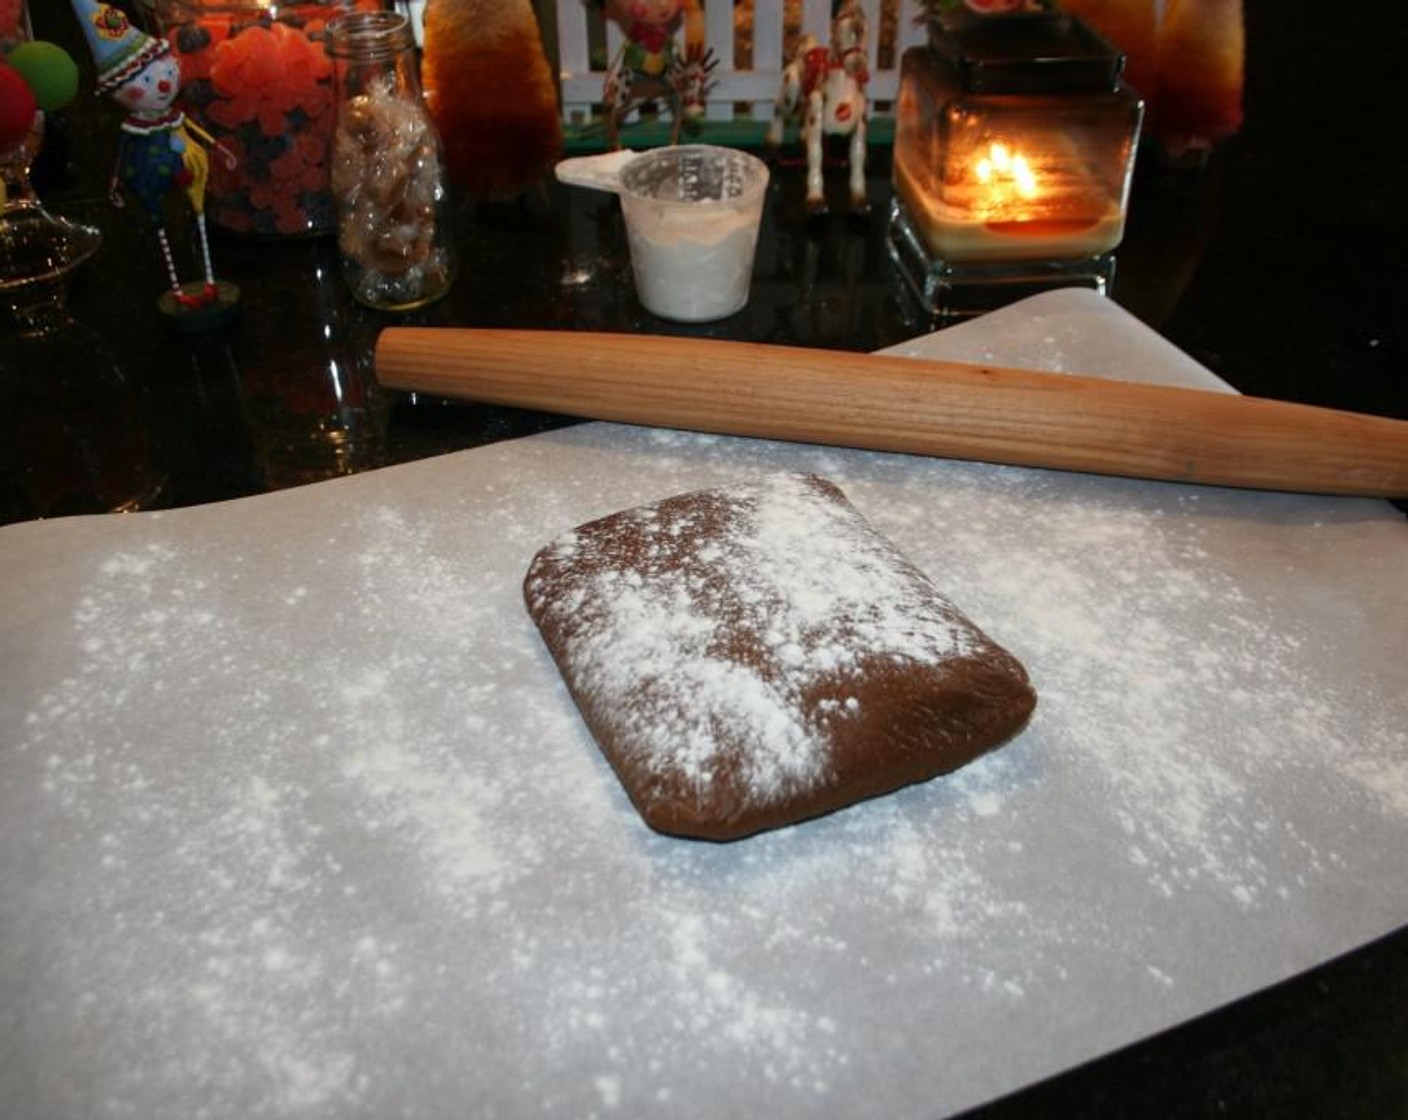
[374,328,1408,498]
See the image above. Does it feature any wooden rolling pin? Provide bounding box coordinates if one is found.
[375,328,1408,498]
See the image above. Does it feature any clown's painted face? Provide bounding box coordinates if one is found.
[115,53,182,115]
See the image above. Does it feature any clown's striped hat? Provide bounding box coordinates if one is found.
[70,0,170,93]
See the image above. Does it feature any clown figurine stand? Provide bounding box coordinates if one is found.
[72,0,238,330]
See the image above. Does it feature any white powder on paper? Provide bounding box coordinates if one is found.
[868,469,1408,910]
[6,452,1407,1120]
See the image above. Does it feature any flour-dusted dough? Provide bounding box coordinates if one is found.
[524,474,1037,840]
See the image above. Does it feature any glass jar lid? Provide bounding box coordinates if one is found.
[926,12,1127,95]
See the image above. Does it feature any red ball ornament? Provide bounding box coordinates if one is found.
[0,63,39,147]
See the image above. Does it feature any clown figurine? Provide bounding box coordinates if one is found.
[71,0,237,323]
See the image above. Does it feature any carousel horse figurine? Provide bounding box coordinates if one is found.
[71,0,237,318]
[596,0,716,149]
[766,0,870,215]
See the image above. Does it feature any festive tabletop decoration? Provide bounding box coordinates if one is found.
[1,0,81,196]
[934,0,1245,159]
[70,0,238,327]
[2,35,81,206]
[765,0,871,216]
[154,2,376,237]
[590,0,716,150]
[1,10,103,329]
[1,35,78,208]
[420,0,563,199]
[6,39,80,112]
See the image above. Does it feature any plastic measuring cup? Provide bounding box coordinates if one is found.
[614,145,770,322]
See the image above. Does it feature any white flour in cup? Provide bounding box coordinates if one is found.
[619,146,769,322]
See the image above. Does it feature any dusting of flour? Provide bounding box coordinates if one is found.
[4,442,1407,1120]
[524,473,997,823]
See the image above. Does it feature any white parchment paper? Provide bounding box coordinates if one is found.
[2,291,1405,1120]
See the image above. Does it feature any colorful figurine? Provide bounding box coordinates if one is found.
[766,1,870,216]
[70,0,237,321]
[593,0,716,150]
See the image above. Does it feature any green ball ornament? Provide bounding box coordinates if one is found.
[6,41,80,113]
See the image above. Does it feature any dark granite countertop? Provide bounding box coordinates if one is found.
[4,4,1406,1118]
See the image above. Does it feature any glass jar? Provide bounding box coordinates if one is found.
[127,1,160,31]
[889,12,1143,318]
[2,252,166,521]
[325,10,455,311]
[152,0,381,237]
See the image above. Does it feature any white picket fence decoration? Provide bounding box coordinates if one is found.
[395,0,427,44]
[395,1,927,137]
[555,0,929,130]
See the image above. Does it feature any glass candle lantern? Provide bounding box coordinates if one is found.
[153,0,381,237]
[889,12,1143,319]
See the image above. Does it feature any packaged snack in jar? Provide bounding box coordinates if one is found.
[326,9,455,310]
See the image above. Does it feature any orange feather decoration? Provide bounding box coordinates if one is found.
[1152,0,1245,157]
[421,0,564,199]
[1060,0,1244,158]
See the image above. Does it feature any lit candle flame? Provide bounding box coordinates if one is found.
[975,142,1037,200]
